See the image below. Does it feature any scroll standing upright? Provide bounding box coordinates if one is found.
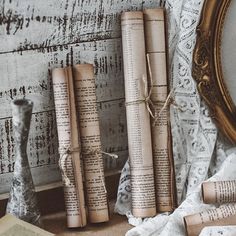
[144,8,176,212]
[52,68,86,228]
[73,64,109,223]
[121,11,156,218]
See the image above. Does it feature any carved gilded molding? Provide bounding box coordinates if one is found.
[192,0,236,143]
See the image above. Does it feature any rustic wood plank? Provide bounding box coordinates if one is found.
[0,0,160,53]
[0,173,121,216]
[0,0,151,53]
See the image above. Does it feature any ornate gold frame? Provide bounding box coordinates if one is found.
[192,0,236,143]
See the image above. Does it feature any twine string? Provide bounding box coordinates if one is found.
[82,148,119,194]
[145,54,156,118]
[152,88,175,125]
[58,147,73,187]
[125,54,155,118]
[58,146,118,191]
[147,53,184,125]
[101,151,119,159]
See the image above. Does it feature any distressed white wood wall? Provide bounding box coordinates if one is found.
[0,0,159,194]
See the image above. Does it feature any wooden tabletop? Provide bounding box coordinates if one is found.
[41,202,132,236]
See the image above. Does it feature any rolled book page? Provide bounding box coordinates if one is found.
[143,8,176,212]
[121,11,156,218]
[202,180,236,204]
[184,204,236,236]
[66,66,87,225]
[52,68,86,228]
[73,64,109,223]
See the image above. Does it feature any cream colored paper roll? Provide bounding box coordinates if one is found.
[202,180,236,204]
[121,11,156,218]
[144,8,176,213]
[52,67,86,228]
[73,64,109,223]
[184,204,236,236]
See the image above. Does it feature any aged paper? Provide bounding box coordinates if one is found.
[0,214,54,236]
[126,152,236,236]
[66,67,87,226]
[202,180,236,204]
[184,204,236,236]
[121,11,156,218]
[144,8,176,212]
[52,68,86,228]
[73,64,109,223]
[199,226,236,236]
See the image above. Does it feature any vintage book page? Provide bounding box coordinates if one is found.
[144,8,176,212]
[121,11,156,218]
[65,67,87,226]
[73,64,109,223]
[52,68,86,228]
[202,180,236,204]
[0,214,54,236]
[184,204,236,236]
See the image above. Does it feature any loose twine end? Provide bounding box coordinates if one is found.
[58,147,119,191]
[101,151,119,159]
[58,147,72,186]
[58,146,81,186]
[82,149,119,195]
[146,53,184,125]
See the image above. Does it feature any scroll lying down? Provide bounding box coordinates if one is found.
[52,68,86,228]
[202,180,236,204]
[144,8,176,212]
[121,11,156,218]
[184,204,236,236]
[73,64,109,223]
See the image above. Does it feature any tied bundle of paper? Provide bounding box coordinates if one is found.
[202,180,236,204]
[143,8,176,213]
[52,64,109,227]
[184,204,236,236]
[73,64,109,223]
[52,67,87,228]
[121,11,157,218]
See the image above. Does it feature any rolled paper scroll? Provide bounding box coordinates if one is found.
[184,204,236,236]
[202,180,236,204]
[144,8,177,212]
[73,64,109,223]
[121,11,156,218]
[52,68,86,228]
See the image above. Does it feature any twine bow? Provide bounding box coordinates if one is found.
[125,53,183,125]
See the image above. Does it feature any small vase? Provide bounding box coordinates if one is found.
[6,99,40,225]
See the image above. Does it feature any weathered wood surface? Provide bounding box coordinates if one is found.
[0,38,124,115]
[0,0,159,194]
[0,0,160,53]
